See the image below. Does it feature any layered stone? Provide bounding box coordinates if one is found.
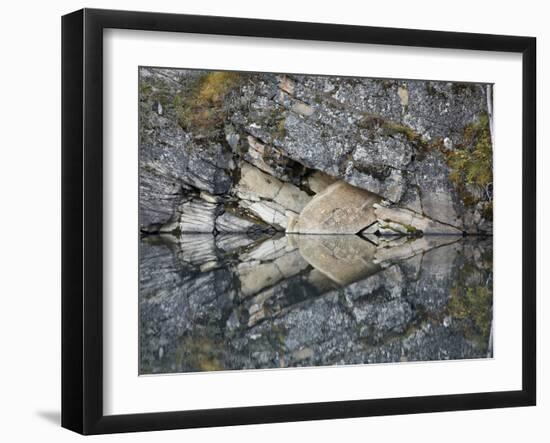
[289,181,380,234]
[139,68,493,236]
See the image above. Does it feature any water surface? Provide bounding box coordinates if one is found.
[139,234,493,374]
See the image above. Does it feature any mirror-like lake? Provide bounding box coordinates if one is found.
[139,234,492,374]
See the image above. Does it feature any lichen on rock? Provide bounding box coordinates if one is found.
[139,67,493,236]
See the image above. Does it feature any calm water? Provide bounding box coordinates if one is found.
[139,234,493,374]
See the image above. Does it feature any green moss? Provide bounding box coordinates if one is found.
[358,113,426,147]
[139,83,152,97]
[354,109,493,214]
[381,79,395,90]
[403,224,419,234]
[383,120,424,144]
[446,253,493,350]
[258,106,288,142]
[451,82,477,95]
[274,115,287,139]
[174,335,225,372]
[313,93,324,104]
[141,164,157,174]
[445,113,493,207]
[352,161,392,180]
[448,284,492,348]
[139,81,170,107]
[357,113,386,130]
[481,201,493,221]
[170,225,182,237]
[174,71,245,133]
[425,83,447,100]
[198,72,242,101]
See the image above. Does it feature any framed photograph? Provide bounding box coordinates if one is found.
[61,8,536,435]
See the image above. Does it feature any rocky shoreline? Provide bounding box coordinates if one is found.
[139,68,493,239]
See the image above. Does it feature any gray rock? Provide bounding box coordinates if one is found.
[139,67,492,238]
[291,181,380,234]
[199,191,223,204]
[215,211,269,234]
[351,134,413,170]
[415,151,463,228]
[305,170,337,194]
[238,199,289,230]
[138,68,234,231]
[235,162,311,214]
[163,199,219,233]
[374,203,462,235]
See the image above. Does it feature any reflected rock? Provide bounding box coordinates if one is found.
[139,234,493,374]
[238,248,309,297]
[173,234,218,267]
[374,235,460,265]
[239,235,292,262]
[295,234,380,285]
[215,233,258,253]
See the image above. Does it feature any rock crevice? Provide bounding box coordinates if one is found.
[139,68,493,236]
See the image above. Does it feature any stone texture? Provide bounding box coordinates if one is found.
[238,200,290,230]
[305,170,337,194]
[161,199,219,233]
[236,162,282,201]
[290,181,380,234]
[138,68,233,231]
[139,67,493,236]
[235,162,311,214]
[199,191,223,204]
[275,182,312,213]
[215,211,269,234]
[373,203,462,235]
[415,151,463,228]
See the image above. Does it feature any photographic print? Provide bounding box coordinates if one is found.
[138,67,493,375]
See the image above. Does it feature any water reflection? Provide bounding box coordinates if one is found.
[139,233,493,374]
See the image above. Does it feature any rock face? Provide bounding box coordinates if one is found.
[235,162,311,224]
[373,203,462,235]
[139,67,493,237]
[215,211,269,234]
[138,69,494,375]
[290,181,380,234]
[161,198,219,233]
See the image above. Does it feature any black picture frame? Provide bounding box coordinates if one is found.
[61,8,537,435]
